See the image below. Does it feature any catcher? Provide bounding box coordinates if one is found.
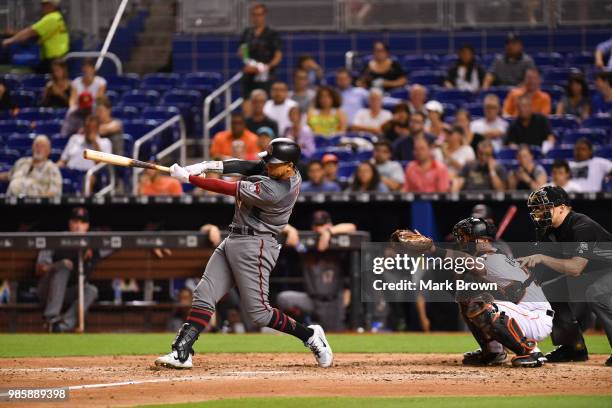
[391,218,553,367]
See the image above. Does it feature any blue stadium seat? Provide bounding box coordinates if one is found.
[50,133,69,150]
[1,74,20,90]
[402,55,439,71]
[480,86,511,101]
[409,71,445,86]
[105,89,121,106]
[141,73,180,92]
[106,74,141,93]
[337,161,359,178]
[497,159,518,170]
[34,119,62,135]
[112,106,140,120]
[60,168,86,194]
[142,106,181,123]
[496,147,518,160]
[541,85,564,103]
[120,90,160,108]
[539,158,555,174]
[324,72,337,87]
[441,103,457,117]
[122,119,158,139]
[0,149,20,164]
[389,87,409,100]
[433,89,474,105]
[562,128,608,145]
[49,148,62,162]
[465,102,483,117]
[181,72,222,92]
[533,52,563,67]
[0,120,30,133]
[583,116,612,130]
[19,74,49,91]
[312,147,353,161]
[7,133,36,151]
[16,107,56,122]
[544,68,577,83]
[567,52,593,68]
[122,133,134,158]
[12,90,37,108]
[355,149,373,161]
[161,89,203,108]
[50,108,67,119]
[595,146,612,159]
[546,147,574,160]
[548,115,579,131]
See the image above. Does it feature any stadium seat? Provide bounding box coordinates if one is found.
[355,149,373,161]
[402,55,439,71]
[440,103,457,117]
[548,115,579,131]
[19,74,49,91]
[314,135,341,148]
[16,107,56,122]
[106,74,141,93]
[105,89,121,106]
[112,106,140,120]
[562,128,609,145]
[539,158,555,174]
[583,116,612,130]
[541,85,564,103]
[497,159,518,170]
[546,147,574,160]
[409,70,445,86]
[532,52,563,66]
[161,89,203,108]
[142,106,181,123]
[12,90,37,108]
[6,133,36,151]
[312,147,353,161]
[389,87,409,100]
[48,148,62,162]
[50,133,69,150]
[337,161,359,178]
[121,119,158,139]
[0,149,20,164]
[544,68,578,83]
[141,73,180,92]
[120,90,160,108]
[480,86,511,101]
[60,168,86,193]
[0,120,30,134]
[34,119,62,135]
[496,148,518,160]
[1,74,20,90]
[433,89,473,105]
[465,102,483,117]
[567,52,594,68]
[181,72,222,92]
[595,146,612,159]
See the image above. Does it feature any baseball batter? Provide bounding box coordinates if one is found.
[155,138,333,369]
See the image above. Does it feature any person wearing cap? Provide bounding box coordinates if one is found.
[321,153,347,189]
[246,89,279,138]
[35,207,99,332]
[58,115,111,172]
[211,112,260,160]
[351,88,392,136]
[0,134,62,197]
[424,100,445,138]
[302,159,341,193]
[372,141,404,191]
[547,159,582,193]
[569,138,612,192]
[444,44,486,92]
[264,81,297,136]
[470,94,508,152]
[1,0,69,74]
[277,212,356,331]
[483,34,536,89]
[519,186,612,366]
[503,68,551,117]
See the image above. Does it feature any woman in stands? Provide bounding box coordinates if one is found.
[381,102,411,143]
[444,44,486,92]
[42,60,71,108]
[347,161,389,192]
[284,106,315,158]
[357,41,407,91]
[307,86,347,137]
[508,144,547,191]
[555,73,591,120]
[68,58,106,112]
[96,96,123,156]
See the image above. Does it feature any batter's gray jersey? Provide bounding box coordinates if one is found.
[233,171,302,235]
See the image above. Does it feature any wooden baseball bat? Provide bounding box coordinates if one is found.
[496,204,518,240]
[83,149,171,173]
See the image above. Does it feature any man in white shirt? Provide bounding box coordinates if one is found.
[263,81,297,136]
[58,115,112,171]
[372,141,404,191]
[547,159,582,193]
[335,67,368,125]
[569,138,612,192]
[470,94,508,152]
[351,88,392,136]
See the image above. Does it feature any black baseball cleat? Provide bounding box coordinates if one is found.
[545,345,589,363]
[605,355,611,367]
[512,352,546,368]
[462,349,507,366]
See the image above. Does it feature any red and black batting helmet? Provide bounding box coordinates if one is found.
[258,138,301,166]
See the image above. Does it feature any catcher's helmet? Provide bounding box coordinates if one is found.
[527,186,570,228]
[452,217,497,249]
[258,138,301,165]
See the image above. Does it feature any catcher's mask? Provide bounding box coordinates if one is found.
[527,186,570,229]
[452,217,496,252]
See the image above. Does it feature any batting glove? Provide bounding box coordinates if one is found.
[170,163,190,183]
[184,161,223,176]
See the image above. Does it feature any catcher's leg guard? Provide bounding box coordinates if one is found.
[172,323,200,363]
[465,297,537,357]
[460,301,507,365]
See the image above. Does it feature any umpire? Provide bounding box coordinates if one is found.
[518,186,612,366]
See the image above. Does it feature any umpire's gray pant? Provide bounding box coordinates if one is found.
[192,234,281,327]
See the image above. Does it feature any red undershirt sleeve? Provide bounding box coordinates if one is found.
[188,175,237,196]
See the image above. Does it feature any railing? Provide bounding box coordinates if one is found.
[63,51,123,75]
[84,162,115,197]
[131,115,187,195]
[202,71,243,159]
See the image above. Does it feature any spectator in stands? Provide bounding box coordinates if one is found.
[322,154,346,188]
[264,81,297,136]
[351,88,392,136]
[372,141,404,191]
[348,161,389,192]
[403,137,450,193]
[470,94,508,152]
[307,86,347,137]
[444,44,486,92]
[433,125,475,178]
[453,140,507,192]
[1,0,69,74]
[357,41,407,91]
[138,167,183,196]
[289,68,316,113]
[508,145,547,190]
[483,33,536,88]
[407,84,428,117]
[502,68,551,117]
[239,3,282,111]
[254,127,274,159]
[592,71,612,115]
[381,103,411,143]
[36,207,98,332]
[42,59,71,108]
[296,55,323,87]
[95,96,123,156]
[0,135,62,196]
[283,106,315,158]
[69,59,106,112]
[425,100,445,139]
[548,159,582,193]
[335,67,368,125]
[277,211,356,331]
[211,112,259,159]
[454,108,480,150]
[301,160,341,193]
[245,89,279,137]
[0,78,15,112]
[595,36,612,71]
[555,74,590,120]
[569,138,612,192]
[392,111,435,162]
[506,94,555,148]
[58,115,111,171]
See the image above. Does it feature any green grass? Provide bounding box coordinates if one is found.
[140,396,612,408]
[0,333,609,358]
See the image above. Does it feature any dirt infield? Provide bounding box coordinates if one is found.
[2,353,611,407]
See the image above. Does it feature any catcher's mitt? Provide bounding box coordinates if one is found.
[390,229,433,252]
